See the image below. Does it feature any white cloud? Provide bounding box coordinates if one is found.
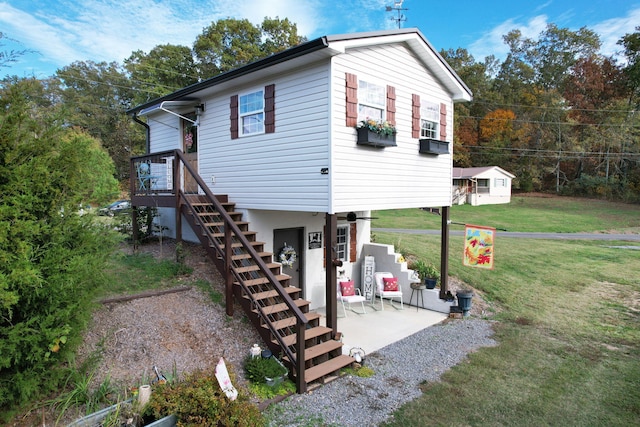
[593,7,640,60]
[468,15,548,61]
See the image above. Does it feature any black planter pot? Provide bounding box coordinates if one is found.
[424,278,437,289]
[456,291,474,317]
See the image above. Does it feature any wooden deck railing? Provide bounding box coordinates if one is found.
[130,150,309,392]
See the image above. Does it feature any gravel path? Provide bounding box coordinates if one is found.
[264,318,497,427]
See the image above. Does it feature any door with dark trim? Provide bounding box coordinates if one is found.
[274,228,303,292]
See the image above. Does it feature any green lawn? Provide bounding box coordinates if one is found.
[372,196,640,426]
[373,195,640,233]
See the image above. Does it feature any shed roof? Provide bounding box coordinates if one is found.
[128,28,472,116]
[453,166,516,179]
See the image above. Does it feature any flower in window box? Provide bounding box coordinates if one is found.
[357,118,397,136]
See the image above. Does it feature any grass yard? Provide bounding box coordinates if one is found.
[373,194,640,234]
[372,195,640,426]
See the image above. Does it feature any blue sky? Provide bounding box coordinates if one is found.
[1,0,639,79]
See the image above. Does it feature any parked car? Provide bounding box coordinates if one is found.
[98,200,131,216]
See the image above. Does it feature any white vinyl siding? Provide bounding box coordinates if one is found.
[330,43,454,212]
[196,62,331,212]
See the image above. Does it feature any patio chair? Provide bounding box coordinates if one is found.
[137,161,160,191]
[373,272,404,310]
[337,280,367,317]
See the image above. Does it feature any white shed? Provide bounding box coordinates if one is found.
[452,166,515,205]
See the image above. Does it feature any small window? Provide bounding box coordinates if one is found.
[358,80,386,122]
[335,225,349,262]
[495,178,507,187]
[477,179,490,188]
[420,101,439,139]
[239,89,264,135]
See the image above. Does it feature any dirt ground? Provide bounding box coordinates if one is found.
[11,240,488,426]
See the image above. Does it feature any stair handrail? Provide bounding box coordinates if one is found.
[174,150,307,382]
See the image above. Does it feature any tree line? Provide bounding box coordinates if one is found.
[443,24,640,201]
[3,19,639,201]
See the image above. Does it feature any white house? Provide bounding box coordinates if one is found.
[127,28,472,392]
[452,166,515,205]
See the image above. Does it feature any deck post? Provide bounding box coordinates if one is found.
[224,225,234,316]
[174,153,182,245]
[440,205,450,299]
[325,213,338,336]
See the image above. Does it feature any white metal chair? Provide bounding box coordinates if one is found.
[337,280,367,317]
[373,272,404,310]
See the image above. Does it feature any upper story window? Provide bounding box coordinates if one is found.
[239,89,264,135]
[358,80,386,122]
[420,100,439,139]
[335,225,350,262]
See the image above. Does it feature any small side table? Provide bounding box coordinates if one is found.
[409,283,426,311]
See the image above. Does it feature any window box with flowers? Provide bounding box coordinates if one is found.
[356,119,397,148]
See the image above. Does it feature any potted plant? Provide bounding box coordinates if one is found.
[356,118,397,147]
[410,260,439,289]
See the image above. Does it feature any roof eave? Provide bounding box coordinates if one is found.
[127,36,330,115]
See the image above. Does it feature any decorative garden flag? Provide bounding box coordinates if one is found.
[463,225,495,269]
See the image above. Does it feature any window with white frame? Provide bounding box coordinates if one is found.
[495,178,507,187]
[420,100,439,139]
[239,89,264,135]
[335,225,349,261]
[358,80,386,122]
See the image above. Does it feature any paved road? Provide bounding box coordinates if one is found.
[372,228,640,242]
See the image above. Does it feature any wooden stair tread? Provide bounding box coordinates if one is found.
[252,286,300,301]
[305,355,354,383]
[212,231,256,238]
[238,275,289,287]
[255,299,309,316]
[300,340,343,362]
[232,252,271,261]
[197,210,241,217]
[277,326,332,347]
[234,263,280,274]
[216,241,265,249]
[203,221,249,227]
[264,312,321,331]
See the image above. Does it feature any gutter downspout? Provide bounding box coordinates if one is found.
[132,113,150,154]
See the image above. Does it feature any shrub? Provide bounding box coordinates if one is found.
[144,368,263,426]
[243,355,287,385]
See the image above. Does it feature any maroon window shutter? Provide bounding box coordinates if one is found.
[412,94,421,138]
[265,84,275,134]
[440,103,447,140]
[230,95,238,139]
[345,73,358,127]
[386,85,396,125]
[349,223,357,263]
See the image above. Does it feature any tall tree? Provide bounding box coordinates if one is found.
[0,32,32,70]
[618,26,640,107]
[55,61,145,180]
[193,17,306,79]
[0,77,118,410]
[125,44,199,105]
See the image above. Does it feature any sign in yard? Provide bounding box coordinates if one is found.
[463,225,495,269]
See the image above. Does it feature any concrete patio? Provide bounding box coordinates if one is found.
[313,301,449,357]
